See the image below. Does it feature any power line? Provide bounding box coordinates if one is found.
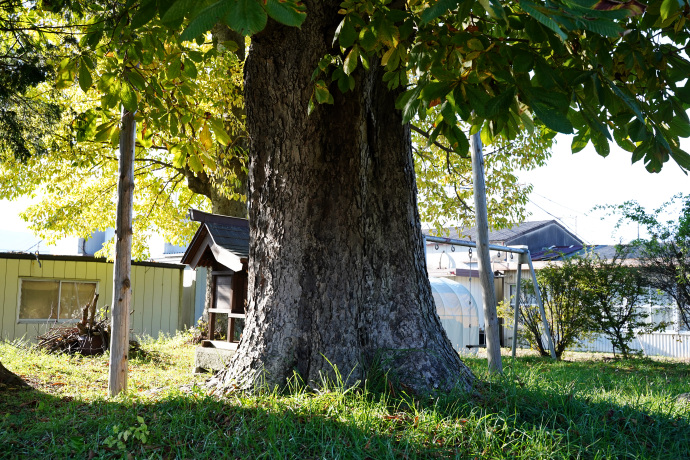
[24,240,42,252]
[528,199,590,244]
[531,192,586,215]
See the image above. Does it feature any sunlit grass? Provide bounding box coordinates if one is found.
[1,335,688,459]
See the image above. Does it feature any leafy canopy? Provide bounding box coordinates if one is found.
[135,0,690,174]
[602,195,690,330]
[0,1,248,258]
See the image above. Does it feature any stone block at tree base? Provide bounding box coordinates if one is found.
[194,340,237,374]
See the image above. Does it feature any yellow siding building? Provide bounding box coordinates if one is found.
[0,253,193,342]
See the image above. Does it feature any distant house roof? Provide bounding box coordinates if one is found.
[530,244,641,262]
[180,209,249,272]
[425,220,584,253]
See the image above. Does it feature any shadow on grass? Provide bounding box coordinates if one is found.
[433,355,690,459]
[1,356,689,459]
[0,385,474,459]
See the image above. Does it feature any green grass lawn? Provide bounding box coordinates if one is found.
[1,334,689,459]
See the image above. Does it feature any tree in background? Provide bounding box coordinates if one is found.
[604,195,690,331]
[414,122,553,232]
[500,255,598,358]
[0,1,69,160]
[584,247,665,358]
[0,6,248,258]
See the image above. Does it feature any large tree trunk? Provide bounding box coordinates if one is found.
[0,360,29,388]
[214,2,474,394]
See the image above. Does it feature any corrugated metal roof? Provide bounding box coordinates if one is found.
[425,220,557,242]
[531,244,642,261]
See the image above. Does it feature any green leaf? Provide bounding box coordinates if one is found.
[171,144,186,168]
[78,61,92,93]
[627,118,648,142]
[580,18,624,37]
[591,130,610,157]
[121,84,138,112]
[208,118,232,146]
[485,87,516,117]
[182,58,198,79]
[676,82,690,104]
[94,121,117,143]
[376,18,399,48]
[421,0,462,23]
[127,71,146,91]
[520,0,567,41]
[336,17,358,49]
[531,101,573,134]
[225,0,268,36]
[571,130,590,153]
[188,153,204,172]
[181,0,233,42]
[579,100,612,140]
[420,82,452,107]
[669,146,690,171]
[478,0,507,21]
[668,116,690,138]
[161,0,195,26]
[265,0,306,27]
[512,51,533,73]
[130,0,158,29]
[314,80,333,104]
[344,46,359,75]
[188,50,204,63]
[167,57,182,79]
[613,129,636,152]
[467,38,484,51]
[606,78,645,122]
[395,86,422,124]
[445,122,469,152]
[660,0,682,21]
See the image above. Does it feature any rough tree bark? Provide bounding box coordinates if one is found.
[0,360,29,388]
[213,1,475,394]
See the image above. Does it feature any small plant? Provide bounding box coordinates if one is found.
[103,416,149,451]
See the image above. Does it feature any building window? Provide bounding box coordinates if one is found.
[18,279,98,322]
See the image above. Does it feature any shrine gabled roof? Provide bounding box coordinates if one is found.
[180,210,249,272]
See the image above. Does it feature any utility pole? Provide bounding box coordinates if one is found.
[470,130,503,374]
[108,108,135,396]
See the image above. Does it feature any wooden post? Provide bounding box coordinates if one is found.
[470,130,503,374]
[108,109,136,396]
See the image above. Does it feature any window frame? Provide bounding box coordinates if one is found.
[16,277,100,324]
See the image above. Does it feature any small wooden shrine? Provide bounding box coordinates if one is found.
[181,209,249,349]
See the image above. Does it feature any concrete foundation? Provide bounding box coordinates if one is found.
[194,340,237,373]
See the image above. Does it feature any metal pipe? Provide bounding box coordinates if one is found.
[512,263,522,360]
[526,252,558,360]
[423,235,529,254]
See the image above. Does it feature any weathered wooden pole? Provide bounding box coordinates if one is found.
[470,130,503,374]
[108,108,135,396]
